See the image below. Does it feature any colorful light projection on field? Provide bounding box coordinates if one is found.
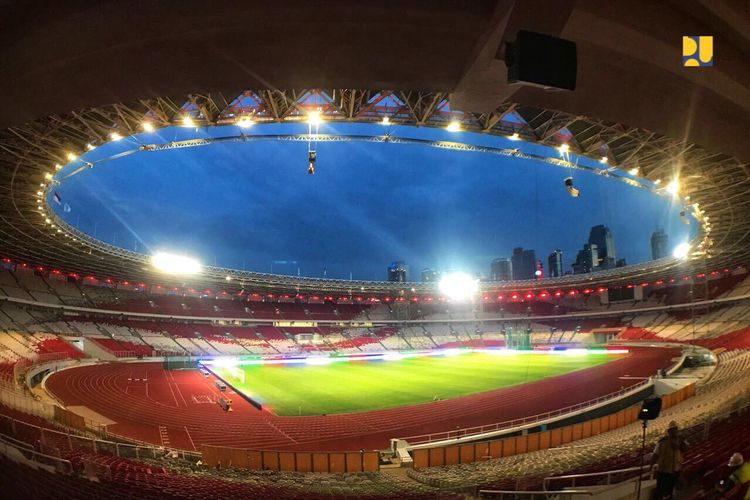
[200,347,629,368]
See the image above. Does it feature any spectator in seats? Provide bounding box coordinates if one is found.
[651,420,687,500]
[717,453,750,499]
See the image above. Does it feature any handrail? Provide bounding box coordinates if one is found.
[0,432,74,473]
[401,378,653,446]
[543,465,652,490]
[479,489,593,498]
[2,291,750,326]
[0,409,201,461]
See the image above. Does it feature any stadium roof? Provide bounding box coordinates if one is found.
[0,1,748,294]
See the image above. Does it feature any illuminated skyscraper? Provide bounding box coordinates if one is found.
[511,247,537,280]
[651,229,669,260]
[548,250,563,277]
[588,225,616,268]
[387,261,408,282]
[490,258,513,281]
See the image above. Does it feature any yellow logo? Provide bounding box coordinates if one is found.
[683,36,713,67]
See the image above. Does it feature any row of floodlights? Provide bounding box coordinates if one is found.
[43,110,683,196]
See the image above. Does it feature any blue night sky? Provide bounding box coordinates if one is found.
[51,123,693,281]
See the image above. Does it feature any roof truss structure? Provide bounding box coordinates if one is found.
[0,89,747,294]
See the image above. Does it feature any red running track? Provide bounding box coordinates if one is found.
[45,347,677,452]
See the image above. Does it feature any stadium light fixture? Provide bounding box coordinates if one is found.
[666,179,679,196]
[439,272,479,301]
[509,132,520,140]
[308,111,322,126]
[44,172,53,181]
[673,242,690,259]
[558,143,570,153]
[55,163,62,171]
[109,131,123,141]
[181,116,195,127]
[629,167,639,176]
[151,252,202,275]
[142,121,155,132]
[380,116,390,125]
[654,179,662,185]
[66,152,77,161]
[446,120,461,132]
[600,156,608,164]
[86,143,95,151]
[236,116,254,128]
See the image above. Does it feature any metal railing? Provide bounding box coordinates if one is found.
[479,489,594,499]
[402,378,653,446]
[3,290,750,326]
[0,409,200,462]
[0,433,74,475]
[543,466,653,490]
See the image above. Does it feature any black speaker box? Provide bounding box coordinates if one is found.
[506,30,577,91]
[638,397,662,421]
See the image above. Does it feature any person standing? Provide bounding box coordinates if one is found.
[651,421,688,499]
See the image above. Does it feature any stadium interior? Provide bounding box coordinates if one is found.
[1,1,750,499]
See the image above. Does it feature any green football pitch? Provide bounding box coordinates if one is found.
[209,351,620,416]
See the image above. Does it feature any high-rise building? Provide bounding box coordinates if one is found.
[387,261,408,282]
[548,250,563,277]
[572,243,598,274]
[651,229,669,260]
[421,268,439,282]
[490,258,513,281]
[511,247,537,280]
[588,225,616,268]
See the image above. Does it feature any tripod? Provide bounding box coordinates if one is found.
[636,419,649,500]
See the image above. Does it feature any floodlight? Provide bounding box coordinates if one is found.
[446,120,461,132]
[308,112,321,126]
[654,179,662,185]
[600,156,608,164]
[86,143,95,151]
[673,242,690,259]
[564,177,580,197]
[55,164,62,171]
[666,179,679,196]
[142,121,155,132]
[44,172,53,181]
[628,167,639,176]
[558,143,570,153]
[66,152,77,161]
[381,116,390,125]
[151,252,201,274]
[181,116,195,127]
[509,132,520,140]
[439,272,479,301]
[109,131,123,141]
[236,117,254,128]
